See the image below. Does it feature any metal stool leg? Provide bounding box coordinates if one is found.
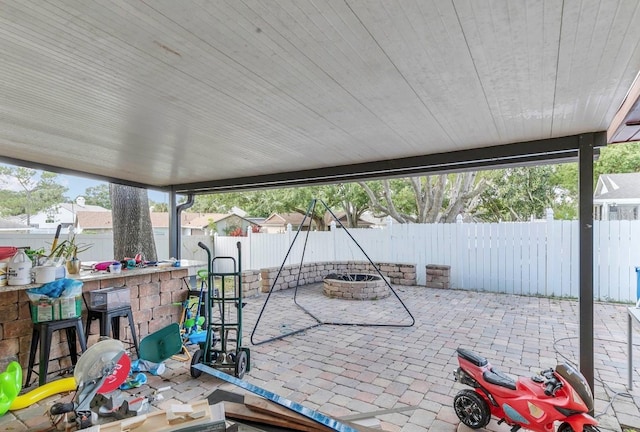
[39,324,53,386]
[27,318,86,387]
[111,315,120,339]
[100,311,111,339]
[25,326,40,386]
[76,319,87,352]
[84,310,94,344]
[126,310,139,357]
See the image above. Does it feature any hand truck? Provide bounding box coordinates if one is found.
[190,241,250,379]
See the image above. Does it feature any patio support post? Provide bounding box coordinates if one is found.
[168,190,194,259]
[168,190,178,259]
[578,132,601,395]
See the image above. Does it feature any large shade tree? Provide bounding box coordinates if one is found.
[332,183,370,228]
[359,173,486,223]
[110,184,157,261]
[475,166,557,222]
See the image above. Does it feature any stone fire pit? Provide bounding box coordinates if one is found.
[323,273,390,300]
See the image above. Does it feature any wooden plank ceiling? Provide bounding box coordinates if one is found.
[2,1,640,192]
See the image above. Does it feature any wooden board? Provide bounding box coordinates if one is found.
[224,401,320,432]
[243,395,335,432]
[242,395,380,432]
[210,389,381,432]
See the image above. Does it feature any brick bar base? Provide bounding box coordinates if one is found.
[0,267,191,378]
[426,264,451,289]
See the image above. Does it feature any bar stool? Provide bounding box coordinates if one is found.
[25,317,87,386]
[84,305,139,358]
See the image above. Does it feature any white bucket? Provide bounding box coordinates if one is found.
[34,266,56,284]
[0,262,7,287]
[8,250,32,286]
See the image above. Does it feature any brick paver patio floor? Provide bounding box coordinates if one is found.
[2,285,639,431]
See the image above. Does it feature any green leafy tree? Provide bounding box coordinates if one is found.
[83,184,112,209]
[151,202,169,212]
[0,167,67,225]
[476,166,557,222]
[266,187,335,231]
[333,183,371,227]
[192,185,368,229]
[0,189,24,217]
[595,142,640,176]
[192,191,272,217]
[548,163,578,219]
[530,143,640,220]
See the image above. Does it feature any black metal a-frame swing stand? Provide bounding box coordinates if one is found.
[250,199,415,346]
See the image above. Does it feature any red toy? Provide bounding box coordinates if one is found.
[453,348,599,432]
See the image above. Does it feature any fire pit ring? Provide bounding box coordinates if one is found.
[323,273,390,300]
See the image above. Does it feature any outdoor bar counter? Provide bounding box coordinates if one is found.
[0,260,206,374]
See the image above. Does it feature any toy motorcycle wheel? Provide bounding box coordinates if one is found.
[558,423,601,432]
[453,389,491,429]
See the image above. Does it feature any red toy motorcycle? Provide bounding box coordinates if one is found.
[453,348,599,432]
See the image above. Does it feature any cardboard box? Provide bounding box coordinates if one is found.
[30,295,82,323]
[88,286,131,310]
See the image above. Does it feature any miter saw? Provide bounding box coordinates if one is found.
[50,339,131,429]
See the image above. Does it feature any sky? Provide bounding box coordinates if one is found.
[0,163,168,203]
[59,174,107,199]
[59,174,168,203]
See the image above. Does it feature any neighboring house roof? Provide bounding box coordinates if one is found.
[75,211,259,230]
[4,215,28,226]
[594,173,640,201]
[263,211,374,229]
[261,212,313,228]
[183,213,236,229]
[181,213,260,230]
[76,211,113,230]
[323,211,374,228]
[58,202,109,212]
[0,218,30,231]
[10,201,110,229]
[246,217,266,225]
[76,211,195,230]
[149,212,178,229]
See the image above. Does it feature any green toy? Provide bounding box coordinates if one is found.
[0,362,22,416]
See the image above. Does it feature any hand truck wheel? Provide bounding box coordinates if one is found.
[234,350,248,379]
[190,349,203,378]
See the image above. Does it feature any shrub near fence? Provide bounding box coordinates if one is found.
[2,218,640,302]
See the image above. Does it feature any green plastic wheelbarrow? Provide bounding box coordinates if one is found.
[138,323,183,364]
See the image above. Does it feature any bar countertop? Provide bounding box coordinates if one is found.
[0,259,207,293]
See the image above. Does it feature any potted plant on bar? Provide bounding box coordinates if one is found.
[48,230,92,275]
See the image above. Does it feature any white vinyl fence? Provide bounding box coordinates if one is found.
[210,219,640,303]
[2,219,639,302]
